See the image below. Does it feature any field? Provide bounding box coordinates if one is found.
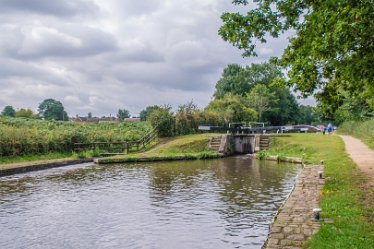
[0,117,151,157]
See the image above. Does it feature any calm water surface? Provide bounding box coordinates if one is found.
[0,156,301,249]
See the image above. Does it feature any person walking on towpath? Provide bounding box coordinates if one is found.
[327,123,333,135]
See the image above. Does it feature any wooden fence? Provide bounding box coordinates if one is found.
[74,127,158,154]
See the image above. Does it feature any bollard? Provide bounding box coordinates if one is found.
[313,208,322,221]
[318,171,324,179]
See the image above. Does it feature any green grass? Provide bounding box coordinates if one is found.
[339,119,374,149]
[98,134,221,163]
[0,152,75,165]
[267,134,374,248]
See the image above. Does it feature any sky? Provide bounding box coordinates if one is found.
[0,0,305,117]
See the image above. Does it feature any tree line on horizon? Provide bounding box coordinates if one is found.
[2,61,320,134]
[1,99,132,121]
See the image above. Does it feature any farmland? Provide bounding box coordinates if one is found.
[0,117,151,157]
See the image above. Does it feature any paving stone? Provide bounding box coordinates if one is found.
[270,233,285,239]
[263,165,324,249]
[267,238,279,246]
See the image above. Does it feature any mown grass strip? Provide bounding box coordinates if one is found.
[267,134,374,248]
[96,133,221,164]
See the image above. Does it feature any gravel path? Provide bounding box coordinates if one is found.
[340,135,374,186]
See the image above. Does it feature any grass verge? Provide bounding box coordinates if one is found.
[267,133,374,248]
[97,134,221,164]
[0,152,76,167]
[339,119,374,149]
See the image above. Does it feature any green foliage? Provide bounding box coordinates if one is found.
[212,61,301,125]
[0,117,151,157]
[117,108,130,119]
[247,84,278,122]
[256,150,268,160]
[1,106,15,117]
[73,149,101,159]
[38,98,68,121]
[220,0,374,123]
[265,86,299,125]
[205,93,257,124]
[296,105,321,126]
[339,119,374,149]
[175,101,203,135]
[139,105,161,121]
[213,62,282,99]
[15,108,38,119]
[148,106,175,137]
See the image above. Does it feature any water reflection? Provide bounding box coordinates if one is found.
[0,156,301,249]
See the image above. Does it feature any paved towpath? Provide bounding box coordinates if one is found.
[264,164,324,249]
[340,135,374,186]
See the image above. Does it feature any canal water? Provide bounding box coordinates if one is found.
[0,156,301,249]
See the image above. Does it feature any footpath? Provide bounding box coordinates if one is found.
[340,135,374,186]
[264,164,324,249]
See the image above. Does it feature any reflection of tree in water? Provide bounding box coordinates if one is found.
[210,156,301,236]
[148,160,214,203]
[0,163,135,201]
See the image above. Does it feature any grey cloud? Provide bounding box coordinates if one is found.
[0,25,118,59]
[112,0,162,16]
[0,0,98,17]
[110,41,164,63]
[0,0,291,116]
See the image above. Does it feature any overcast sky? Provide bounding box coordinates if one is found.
[0,0,298,117]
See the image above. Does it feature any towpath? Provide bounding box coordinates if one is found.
[340,135,374,186]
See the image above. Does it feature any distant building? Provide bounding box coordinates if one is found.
[123,117,141,123]
[71,115,120,123]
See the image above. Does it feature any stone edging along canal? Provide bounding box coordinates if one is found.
[0,159,93,177]
[263,163,324,249]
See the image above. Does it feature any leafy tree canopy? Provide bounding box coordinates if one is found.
[15,108,38,119]
[139,105,161,121]
[220,0,374,119]
[38,99,68,121]
[1,106,15,117]
[117,109,130,119]
[297,105,322,126]
[214,61,282,98]
[247,84,278,122]
[206,93,257,123]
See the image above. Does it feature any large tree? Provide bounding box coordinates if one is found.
[214,62,282,99]
[219,0,374,120]
[205,93,257,123]
[117,109,130,119]
[38,99,68,121]
[1,106,15,117]
[247,84,277,122]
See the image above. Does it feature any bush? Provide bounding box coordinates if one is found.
[148,107,175,137]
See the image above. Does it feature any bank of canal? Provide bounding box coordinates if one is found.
[0,156,301,249]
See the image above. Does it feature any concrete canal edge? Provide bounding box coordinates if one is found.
[0,158,93,177]
[263,164,324,249]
